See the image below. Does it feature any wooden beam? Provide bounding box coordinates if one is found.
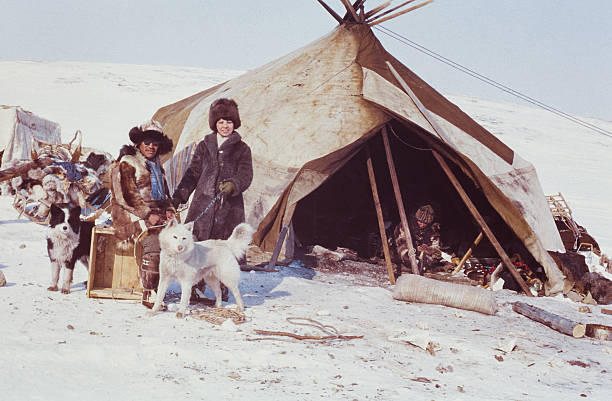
[513,302,585,338]
[432,150,532,296]
[365,1,391,19]
[267,225,289,271]
[365,145,396,284]
[385,61,533,296]
[367,0,416,23]
[316,0,344,24]
[381,126,420,275]
[340,0,360,22]
[369,0,434,26]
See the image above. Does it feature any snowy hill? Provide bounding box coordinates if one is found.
[1,61,611,401]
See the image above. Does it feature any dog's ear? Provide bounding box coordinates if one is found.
[184,221,194,232]
[166,217,178,228]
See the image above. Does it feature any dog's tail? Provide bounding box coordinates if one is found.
[227,223,255,260]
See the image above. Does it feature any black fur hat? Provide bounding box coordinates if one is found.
[209,98,241,131]
[128,119,173,156]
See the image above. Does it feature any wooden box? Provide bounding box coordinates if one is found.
[87,227,143,300]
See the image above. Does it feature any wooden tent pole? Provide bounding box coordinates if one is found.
[385,61,533,296]
[432,151,532,295]
[365,145,396,284]
[340,0,360,22]
[381,126,421,275]
[368,0,434,26]
[451,231,483,275]
[366,0,417,23]
[315,0,344,23]
[365,1,392,19]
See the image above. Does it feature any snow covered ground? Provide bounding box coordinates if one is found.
[1,61,611,400]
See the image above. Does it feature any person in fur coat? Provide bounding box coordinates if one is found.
[171,98,253,302]
[172,98,253,241]
[110,119,174,307]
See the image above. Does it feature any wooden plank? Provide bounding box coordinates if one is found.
[316,0,344,23]
[369,0,434,26]
[88,288,142,300]
[364,1,391,19]
[340,0,360,21]
[366,0,416,23]
[381,126,420,275]
[513,302,586,338]
[385,61,533,296]
[366,145,396,284]
[86,228,99,297]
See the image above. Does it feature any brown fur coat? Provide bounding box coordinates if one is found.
[110,145,173,240]
[172,132,252,241]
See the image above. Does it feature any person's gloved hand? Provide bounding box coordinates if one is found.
[219,181,236,197]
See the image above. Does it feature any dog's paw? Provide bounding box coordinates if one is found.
[47,285,58,292]
[61,288,70,294]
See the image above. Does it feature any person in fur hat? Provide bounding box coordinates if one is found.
[110,119,175,307]
[394,204,451,273]
[172,98,253,303]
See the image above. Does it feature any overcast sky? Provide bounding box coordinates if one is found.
[1,0,611,121]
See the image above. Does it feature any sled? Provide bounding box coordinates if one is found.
[86,226,143,300]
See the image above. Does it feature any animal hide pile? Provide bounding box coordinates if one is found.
[0,131,113,224]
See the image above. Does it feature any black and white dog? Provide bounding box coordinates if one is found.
[47,204,94,293]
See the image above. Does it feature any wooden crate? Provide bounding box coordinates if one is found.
[87,227,143,300]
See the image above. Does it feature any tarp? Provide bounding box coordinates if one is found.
[0,105,61,167]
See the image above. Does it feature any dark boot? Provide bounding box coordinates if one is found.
[140,253,160,290]
[140,253,160,308]
[190,280,215,305]
[221,284,229,302]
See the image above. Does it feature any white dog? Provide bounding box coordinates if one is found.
[150,219,254,318]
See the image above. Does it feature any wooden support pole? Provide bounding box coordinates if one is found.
[365,145,396,284]
[369,0,434,26]
[385,61,533,296]
[432,151,532,295]
[513,302,586,338]
[365,1,392,19]
[344,0,366,21]
[381,126,420,275]
[316,0,344,24]
[340,0,360,22]
[451,231,483,275]
[366,0,417,23]
[267,225,289,271]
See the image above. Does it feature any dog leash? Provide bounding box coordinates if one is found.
[191,192,224,223]
[132,192,224,263]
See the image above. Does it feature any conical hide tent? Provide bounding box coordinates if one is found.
[152,22,566,293]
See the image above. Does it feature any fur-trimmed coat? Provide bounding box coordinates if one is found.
[110,145,173,240]
[172,132,253,241]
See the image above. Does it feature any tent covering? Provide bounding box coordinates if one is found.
[0,105,61,167]
[153,23,566,293]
